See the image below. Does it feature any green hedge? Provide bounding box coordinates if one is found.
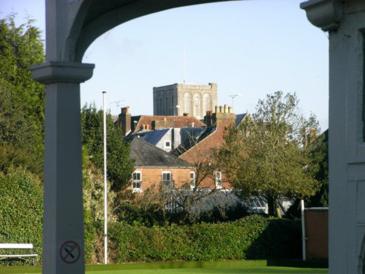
[108,215,301,263]
[0,170,301,264]
[0,169,43,262]
[0,168,97,264]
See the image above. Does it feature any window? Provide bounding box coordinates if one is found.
[132,171,142,192]
[162,171,172,187]
[214,171,222,189]
[190,171,196,190]
[165,141,171,148]
[184,93,191,115]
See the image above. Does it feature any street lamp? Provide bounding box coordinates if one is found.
[102,91,108,264]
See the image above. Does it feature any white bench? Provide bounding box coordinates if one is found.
[0,243,38,264]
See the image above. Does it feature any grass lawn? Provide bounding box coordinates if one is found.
[0,260,328,274]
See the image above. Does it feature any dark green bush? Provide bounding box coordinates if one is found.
[108,215,301,263]
[115,200,248,227]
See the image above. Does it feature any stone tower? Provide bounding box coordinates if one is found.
[153,83,218,119]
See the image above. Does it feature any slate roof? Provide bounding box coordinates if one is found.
[134,129,169,145]
[173,127,216,156]
[130,137,191,167]
[235,113,247,127]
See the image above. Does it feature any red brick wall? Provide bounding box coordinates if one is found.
[129,167,194,192]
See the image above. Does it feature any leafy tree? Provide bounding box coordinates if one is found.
[81,104,134,191]
[0,16,45,175]
[217,91,319,216]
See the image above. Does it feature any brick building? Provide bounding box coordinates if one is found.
[128,137,195,193]
[120,99,247,192]
[177,105,246,190]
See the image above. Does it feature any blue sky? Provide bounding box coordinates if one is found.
[1,0,329,130]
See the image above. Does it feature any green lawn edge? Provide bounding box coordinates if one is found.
[0,260,328,274]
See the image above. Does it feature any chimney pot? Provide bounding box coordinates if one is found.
[121,106,129,114]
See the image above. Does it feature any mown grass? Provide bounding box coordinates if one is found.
[0,260,328,274]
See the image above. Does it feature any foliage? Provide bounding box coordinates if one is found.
[0,16,45,175]
[306,130,328,207]
[0,168,43,263]
[81,104,134,191]
[83,147,117,223]
[216,91,319,216]
[108,215,300,263]
[114,197,248,226]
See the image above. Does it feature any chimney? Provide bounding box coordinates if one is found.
[119,106,131,135]
[204,110,213,127]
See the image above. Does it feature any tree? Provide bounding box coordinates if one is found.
[81,104,134,191]
[306,130,328,207]
[0,16,45,175]
[217,91,319,216]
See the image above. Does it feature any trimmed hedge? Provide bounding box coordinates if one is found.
[0,170,301,264]
[0,169,43,261]
[108,215,301,263]
[0,168,98,264]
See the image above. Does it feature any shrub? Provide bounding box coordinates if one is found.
[108,215,301,263]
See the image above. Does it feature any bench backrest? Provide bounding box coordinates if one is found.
[0,243,33,249]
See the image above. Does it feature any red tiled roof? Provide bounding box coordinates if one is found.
[134,115,205,131]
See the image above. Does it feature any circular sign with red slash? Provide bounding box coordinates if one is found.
[60,241,81,264]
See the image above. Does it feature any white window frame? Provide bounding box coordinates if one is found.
[190,171,196,190]
[162,171,172,187]
[132,170,142,193]
[214,171,222,189]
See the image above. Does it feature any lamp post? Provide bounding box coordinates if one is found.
[102,91,108,264]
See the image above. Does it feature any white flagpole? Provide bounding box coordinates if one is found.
[102,91,108,264]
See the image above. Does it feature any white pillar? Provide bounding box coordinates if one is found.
[302,0,365,273]
[301,200,306,261]
[31,61,94,274]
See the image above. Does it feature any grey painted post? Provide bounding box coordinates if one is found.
[31,62,94,274]
[302,0,365,273]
